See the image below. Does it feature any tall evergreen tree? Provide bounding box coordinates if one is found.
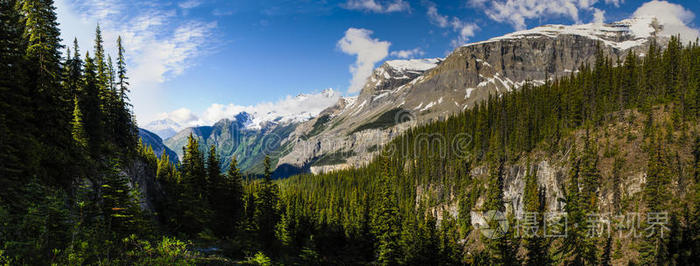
[71,97,88,150]
[0,0,37,207]
[255,156,281,254]
[372,158,402,265]
[81,52,103,155]
[523,165,549,265]
[562,145,597,265]
[116,36,129,101]
[178,134,210,235]
[22,0,72,187]
[640,136,672,265]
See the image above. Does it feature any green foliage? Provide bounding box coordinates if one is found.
[372,159,403,265]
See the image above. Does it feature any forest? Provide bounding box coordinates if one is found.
[1,0,700,265]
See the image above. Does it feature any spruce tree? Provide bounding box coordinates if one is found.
[81,52,104,156]
[71,97,88,150]
[640,136,672,265]
[372,158,402,265]
[22,0,72,187]
[178,134,210,235]
[225,156,245,227]
[255,156,281,254]
[0,0,37,206]
[562,145,597,265]
[116,36,129,101]
[207,144,222,196]
[523,165,549,265]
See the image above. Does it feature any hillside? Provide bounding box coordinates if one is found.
[274,36,700,264]
[2,0,698,263]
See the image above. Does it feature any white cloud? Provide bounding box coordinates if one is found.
[56,0,217,123]
[593,8,605,24]
[155,89,342,130]
[468,0,622,30]
[178,0,201,9]
[426,3,479,46]
[390,48,425,58]
[632,0,699,43]
[427,5,449,27]
[343,0,410,13]
[337,28,391,93]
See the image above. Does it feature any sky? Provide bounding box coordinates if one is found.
[55,0,700,128]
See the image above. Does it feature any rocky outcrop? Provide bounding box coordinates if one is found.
[276,18,667,175]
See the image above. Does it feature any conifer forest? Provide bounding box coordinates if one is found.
[1,0,700,265]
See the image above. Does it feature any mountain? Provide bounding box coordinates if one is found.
[160,89,340,174]
[156,17,669,177]
[138,128,179,164]
[275,17,668,174]
[143,118,182,140]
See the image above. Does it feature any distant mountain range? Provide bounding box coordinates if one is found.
[142,16,670,176]
[138,128,179,164]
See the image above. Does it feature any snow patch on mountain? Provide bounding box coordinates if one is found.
[143,118,182,139]
[466,17,662,51]
[385,58,441,72]
[148,88,342,136]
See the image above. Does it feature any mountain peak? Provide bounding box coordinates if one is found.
[467,17,663,51]
[383,58,442,72]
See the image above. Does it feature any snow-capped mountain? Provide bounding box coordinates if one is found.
[470,17,661,50]
[157,16,673,177]
[143,118,182,140]
[276,16,669,174]
[159,88,342,175]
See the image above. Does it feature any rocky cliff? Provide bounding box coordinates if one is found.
[276,17,668,175]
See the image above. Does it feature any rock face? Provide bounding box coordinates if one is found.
[276,17,667,174]
[154,17,668,177]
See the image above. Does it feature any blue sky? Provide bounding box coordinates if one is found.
[55,0,700,126]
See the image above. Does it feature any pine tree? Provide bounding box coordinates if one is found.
[93,24,107,90]
[225,156,245,226]
[116,36,129,101]
[640,136,672,265]
[207,145,221,197]
[100,160,144,240]
[580,135,602,212]
[178,134,210,235]
[0,0,38,207]
[372,158,402,265]
[71,97,88,149]
[523,165,549,265]
[438,211,463,265]
[22,0,72,187]
[81,52,104,156]
[562,145,597,265]
[255,156,281,254]
[482,156,517,265]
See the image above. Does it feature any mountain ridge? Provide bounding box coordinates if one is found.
[157,16,669,176]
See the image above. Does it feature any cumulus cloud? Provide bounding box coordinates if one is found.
[155,89,342,130]
[390,48,425,58]
[56,0,217,123]
[337,28,391,93]
[426,2,479,46]
[343,0,410,13]
[632,0,699,43]
[468,0,621,30]
[593,8,605,24]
